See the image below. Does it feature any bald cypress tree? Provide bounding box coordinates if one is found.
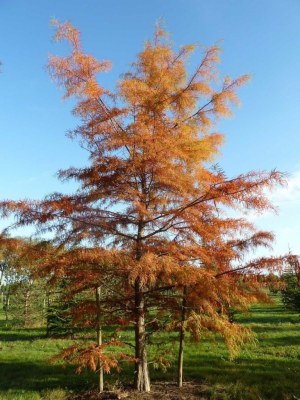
[0,22,285,392]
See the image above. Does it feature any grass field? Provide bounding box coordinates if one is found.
[1,295,300,400]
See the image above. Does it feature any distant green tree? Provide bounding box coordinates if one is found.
[0,236,48,327]
[8,279,46,327]
[46,282,75,338]
[281,256,300,313]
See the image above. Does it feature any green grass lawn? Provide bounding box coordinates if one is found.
[0,295,300,399]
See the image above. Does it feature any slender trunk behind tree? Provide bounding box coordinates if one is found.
[24,288,30,328]
[133,279,150,392]
[177,286,187,388]
[43,295,47,326]
[0,272,4,304]
[0,266,5,305]
[96,285,104,393]
[133,220,151,392]
[4,289,10,326]
[46,291,50,337]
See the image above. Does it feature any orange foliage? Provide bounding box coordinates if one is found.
[52,339,135,375]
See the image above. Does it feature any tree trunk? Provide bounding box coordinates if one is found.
[96,285,104,393]
[177,286,187,388]
[46,291,50,337]
[132,216,150,392]
[5,289,10,326]
[24,288,30,328]
[133,278,150,392]
[0,270,4,304]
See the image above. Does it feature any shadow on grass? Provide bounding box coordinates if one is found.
[251,325,300,333]
[184,353,300,399]
[237,311,296,325]
[0,324,97,342]
[0,361,95,392]
[0,330,45,342]
[257,335,300,347]
[0,317,46,341]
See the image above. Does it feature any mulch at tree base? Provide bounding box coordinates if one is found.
[68,382,208,400]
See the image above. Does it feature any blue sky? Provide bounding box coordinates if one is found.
[0,0,300,255]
